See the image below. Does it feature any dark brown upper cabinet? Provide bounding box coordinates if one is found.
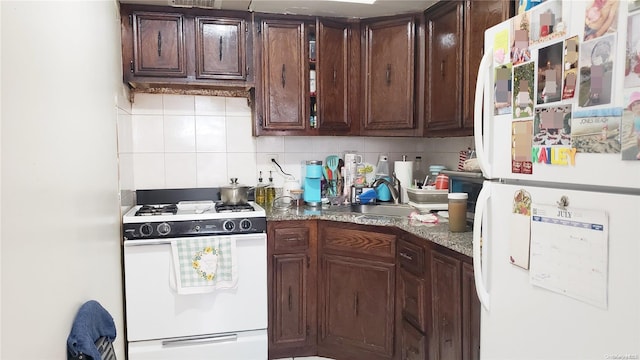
[424,0,513,136]
[131,11,187,78]
[361,15,419,136]
[316,18,360,135]
[254,17,310,135]
[424,1,464,133]
[195,17,246,80]
[462,0,514,130]
[120,4,253,92]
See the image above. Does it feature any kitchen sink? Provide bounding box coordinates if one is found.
[325,203,415,218]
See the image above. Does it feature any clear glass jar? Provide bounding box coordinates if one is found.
[448,193,468,232]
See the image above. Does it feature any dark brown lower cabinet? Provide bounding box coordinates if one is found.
[318,221,396,360]
[401,320,427,360]
[268,221,479,360]
[397,233,480,360]
[267,220,317,359]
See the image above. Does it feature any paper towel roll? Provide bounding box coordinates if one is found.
[394,161,413,203]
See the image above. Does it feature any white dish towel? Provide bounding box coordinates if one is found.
[170,236,238,295]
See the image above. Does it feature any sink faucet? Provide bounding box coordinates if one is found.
[371,173,401,204]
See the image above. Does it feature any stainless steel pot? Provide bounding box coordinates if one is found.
[220,178,251,205]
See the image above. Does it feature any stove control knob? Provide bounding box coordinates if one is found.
[240,219,252,231]
[223,220,235,232]
[194,225,201,232]
[157,222,171,236]
[140,223,153,237]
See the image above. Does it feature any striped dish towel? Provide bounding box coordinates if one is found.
[171,236,238,295]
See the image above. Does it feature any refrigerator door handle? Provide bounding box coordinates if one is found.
[474,50,493,179]
[473,181,491,311]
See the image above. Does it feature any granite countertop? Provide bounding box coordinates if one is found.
[266,204,474,257]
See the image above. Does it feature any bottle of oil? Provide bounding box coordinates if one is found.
[255,171,266,206]
[266,171,276,206]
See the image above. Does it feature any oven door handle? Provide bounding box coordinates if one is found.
[161,333,238,347]
[124,239,172,246]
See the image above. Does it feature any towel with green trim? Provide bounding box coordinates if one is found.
[171,236,238,294]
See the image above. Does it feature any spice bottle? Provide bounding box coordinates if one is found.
[255,171,266,206]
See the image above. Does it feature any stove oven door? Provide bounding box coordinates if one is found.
[123,233,267,359]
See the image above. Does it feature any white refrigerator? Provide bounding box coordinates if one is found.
[473,1,640,359]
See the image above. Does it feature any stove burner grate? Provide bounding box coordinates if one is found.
[215,202,255,213]
[135,204,178,216]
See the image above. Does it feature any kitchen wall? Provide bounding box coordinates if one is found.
[118,93,473,197]
[1,1,125,359]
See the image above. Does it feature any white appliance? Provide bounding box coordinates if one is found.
[123,199,268,359]
[473,2,640,359]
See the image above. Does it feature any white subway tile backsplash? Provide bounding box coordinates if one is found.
[227,152,257,185]
[133,153,165,189]
[195,95,226,115]
[163,94,194,115]
[119,93,474,191]
[117,110,133,154]
[225,97,251,117]
[132,115,164,153]
[226,115,255,152]
[196,116,227,152]
[118,152,135,191]
[165,153,197,188]
[196,153,228,187]
[257,135,285,153]
[131,93,163,115]
[164,115,196,152]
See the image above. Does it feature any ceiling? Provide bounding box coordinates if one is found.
[119,0,439,18]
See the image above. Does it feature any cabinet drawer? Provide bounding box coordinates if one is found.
[400,269,426,332]
[398,240,425,276]
[274,227,309,251]
[322,225,395,259]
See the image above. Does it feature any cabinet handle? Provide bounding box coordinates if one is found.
[157,31,162,57]
[288,286,292,311]
[333,68,337,85]
[281,64,286,88]
[441,60,445,77]
[354,292,359,316]
[282,236,300,242]
[386,63,391,85]
[306,255,310,268]
[399,252,413,261]
[219,36,223,61]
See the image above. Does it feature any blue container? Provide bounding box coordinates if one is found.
[374,176,392,202]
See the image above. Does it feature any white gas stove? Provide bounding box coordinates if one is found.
[123,198,268,359]
[123,201,266,240]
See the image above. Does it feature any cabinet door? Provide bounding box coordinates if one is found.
[430,249,462,360]
[401,320,427,360]
[259,19,308,131]
[195,17,246,80]
[271,254,312,348]
[267,221,317,359]
[462,261,481,360]
[320,254,395,358]
[424,1,463,131]
[132,12,186,77]
[363,17,415,131]
[317,19,351,132]
[462,0,513,129]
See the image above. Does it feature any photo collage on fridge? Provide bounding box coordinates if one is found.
[492,0,640,176]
